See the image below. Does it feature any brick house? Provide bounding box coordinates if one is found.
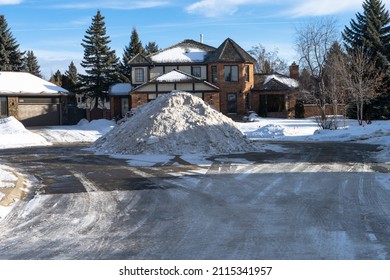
[123,38,256,117]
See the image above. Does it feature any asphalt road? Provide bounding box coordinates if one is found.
[0,142,389,259]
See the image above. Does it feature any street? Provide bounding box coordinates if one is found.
[0,142,389,259]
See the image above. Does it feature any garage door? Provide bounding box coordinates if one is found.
[18,97,61,126]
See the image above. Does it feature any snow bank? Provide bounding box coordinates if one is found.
[34,119,115,143]
[0,117,50,149]
[91,91,255,155]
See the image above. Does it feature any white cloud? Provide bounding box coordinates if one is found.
[53,0,170,10]
[186,0,269,17]
[287,0,362,17]
[0,0,22,5]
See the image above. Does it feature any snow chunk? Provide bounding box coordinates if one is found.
[91,91,256,155]
[156,71,193,82]
[246,124,291,139]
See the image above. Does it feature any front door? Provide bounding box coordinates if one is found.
[227,93,237,114]
[121,98,130,116]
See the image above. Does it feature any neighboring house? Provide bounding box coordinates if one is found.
[0,72,70,126]
[127,38,256,116]
[251,63,300,118]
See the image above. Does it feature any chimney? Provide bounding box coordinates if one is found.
[289,62,299,80]
[200,34,204,44]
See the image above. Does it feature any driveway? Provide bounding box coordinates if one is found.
[0,142,389,259]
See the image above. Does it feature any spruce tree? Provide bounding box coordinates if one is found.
[62,61,79,92]
[49,70,63,86]
[121,27,145,81]
[25,50,42,77]
[0,15,25,71]
[145,41,159,55]
[343,0,390,70]
[79,10,120,108]
[343,0,390,119]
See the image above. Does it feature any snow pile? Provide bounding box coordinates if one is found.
[0,117,50,149]
[246,124,292,139]
[0,166,17,189]
[91,91,255,155]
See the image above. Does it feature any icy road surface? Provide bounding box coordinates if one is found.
[0,143,390,259]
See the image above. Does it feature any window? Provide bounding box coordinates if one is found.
[135,68,144,83]
[211,66,217,83]
[192,66,201,78]
[224,65,238,82]
[245,65,250,82]
[0,97,7,117]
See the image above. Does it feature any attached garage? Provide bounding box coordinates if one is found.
[18,97,62,126]
[0,72,70,126]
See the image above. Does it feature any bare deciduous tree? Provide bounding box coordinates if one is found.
[295,17,339,129]
[338,47,384,125]
[249,44,288,74]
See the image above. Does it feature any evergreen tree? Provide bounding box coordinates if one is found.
[343,0,390,119]
[79,10,120,108]
[121,27,145,81]
[49,70,63,86]
[25,50,42,77]
[145,41,159,55]
[62,61,79,92]
[0,15,25,71]
[343,0,390,70]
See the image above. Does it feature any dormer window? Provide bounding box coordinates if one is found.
[135,68,144,83]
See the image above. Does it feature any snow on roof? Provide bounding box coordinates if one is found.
[109,83,133,96]
[264,74,299,88]
[155,70,193,82]
[0,72,69,95]
[150,46,208,63]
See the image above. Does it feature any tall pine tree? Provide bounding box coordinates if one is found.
[24,50,42,77]
[121,27,145,81]
[343,0,390,119]
[79,10,120,108]
[0,15,25,71]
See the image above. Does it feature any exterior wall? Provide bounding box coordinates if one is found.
[7,96,18,119]
[110,96,121,119]
[131,93,148,109]
[204,92,220,111]
[209,63,254,115]
[304,104,346,118]
[176,83,194,91]
[157,83,175,92]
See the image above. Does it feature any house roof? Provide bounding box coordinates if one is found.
[151,40,215,63]
[206,38,257,64]
[0,72,69,95]
[130,69,219,93]
[109,83,133,96]
[131,39,216,65]
[253,73,299,91]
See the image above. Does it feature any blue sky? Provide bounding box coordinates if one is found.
[0,0,384,78]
